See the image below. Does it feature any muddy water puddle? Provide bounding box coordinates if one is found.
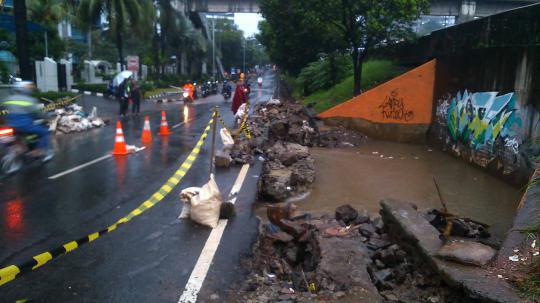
[286,141,521,240]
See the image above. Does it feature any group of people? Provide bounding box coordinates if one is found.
[116,78,141,117]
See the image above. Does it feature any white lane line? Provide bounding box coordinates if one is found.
[178,164,250,303]
[48,154,112,180]
[172,118,195,129]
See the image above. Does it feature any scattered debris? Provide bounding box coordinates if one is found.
[425,209,491,239]
[51,104,106,134]
[233,203,465,302]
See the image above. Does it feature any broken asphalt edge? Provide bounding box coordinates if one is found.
[380,199,522,303]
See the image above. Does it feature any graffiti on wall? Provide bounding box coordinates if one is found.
[441,90,521,153]
[379,90,415,122]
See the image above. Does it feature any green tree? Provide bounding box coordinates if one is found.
[215,18,243,72]
[78,0,154,69]
[27,0,67,60]
[257,0,342,76]
[314,0,428,95]
[259,0,428,95]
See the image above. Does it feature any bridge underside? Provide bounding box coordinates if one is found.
[185,0,539,22]
[186,0,259,13]
[429,0,538,17]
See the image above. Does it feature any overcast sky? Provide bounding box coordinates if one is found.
[234,13,264,37]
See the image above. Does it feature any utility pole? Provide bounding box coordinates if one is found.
[212,15,216,80]
[44,31,48,58]
[243,39,246,74]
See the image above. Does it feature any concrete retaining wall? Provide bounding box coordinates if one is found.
[319,60,436,143]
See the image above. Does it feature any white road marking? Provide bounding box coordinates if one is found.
[48,154,112,180]
[178,164,250,303]
[172,118,195,129]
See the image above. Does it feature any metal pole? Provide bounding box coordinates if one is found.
[88,30,92,60]
[44,31,48,58]
[243,39,246,73]
[212,15,215,80]
[209,106,218,177]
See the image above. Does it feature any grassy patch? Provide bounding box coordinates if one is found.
[143,87,180,98]
[519,273,540,301]
[300,60,408,113]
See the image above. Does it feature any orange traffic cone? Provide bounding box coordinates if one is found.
[158,111,172,135]
[112,121,129,155]
[141,116,153,143]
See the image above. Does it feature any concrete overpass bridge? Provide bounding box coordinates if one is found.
[186,0,540,22]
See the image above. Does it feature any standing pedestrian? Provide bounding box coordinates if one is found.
[130,79,141,115]
[116,78,129,116]
[231,73,247,114]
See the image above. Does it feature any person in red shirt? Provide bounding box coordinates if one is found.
[231,73,247,114]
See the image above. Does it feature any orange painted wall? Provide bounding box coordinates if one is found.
[319,59,436,124]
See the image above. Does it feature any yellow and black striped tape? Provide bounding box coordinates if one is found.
[0,95,81,116]
[0,112,216,287]
[217,98,252,139]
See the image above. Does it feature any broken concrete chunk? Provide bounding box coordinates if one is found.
[260,169,292,201]
[437,240,496,267]
[214,150,232,168]
[335,204,359,225]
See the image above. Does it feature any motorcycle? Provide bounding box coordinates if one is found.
[182,89,194,103]
[0,122,54,175]
[222,88,231,101]
[210,81,219,95]
[200,83,210,98]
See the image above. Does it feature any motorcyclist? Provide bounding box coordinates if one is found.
[1,81,53,161]
[183,80,195,101]
[222,80,232,95]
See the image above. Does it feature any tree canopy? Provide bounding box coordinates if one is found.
[258,0,428,95]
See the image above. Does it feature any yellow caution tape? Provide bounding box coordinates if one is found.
[0,112,216,287]
[0,95,82,116]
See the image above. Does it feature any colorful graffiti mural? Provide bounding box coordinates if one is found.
[444,90,521,152]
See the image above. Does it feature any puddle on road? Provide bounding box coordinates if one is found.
[293,141,522,240]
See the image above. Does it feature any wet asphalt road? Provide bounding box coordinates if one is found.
[0,71,277,302]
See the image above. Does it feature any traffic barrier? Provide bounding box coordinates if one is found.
[0,112,216,287]
[112,121,129,155]
[141,116,153,143]
[158,111,172,136]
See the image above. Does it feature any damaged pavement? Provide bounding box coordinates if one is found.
[217,91,525,302]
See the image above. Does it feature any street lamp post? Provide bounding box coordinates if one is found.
[212,15,216,80]
[243,39,246,74]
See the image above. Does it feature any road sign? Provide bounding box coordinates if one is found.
[127,56,139,73]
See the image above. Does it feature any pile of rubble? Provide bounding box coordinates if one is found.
[50,104,106,134]
[218,97,367,202]
[233,203,465,303]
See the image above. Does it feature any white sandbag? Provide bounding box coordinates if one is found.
[190,175,222,228]
[178,187,201,219]
[88,106,98,120]
[235,103,247,120]
[220,128,234,149]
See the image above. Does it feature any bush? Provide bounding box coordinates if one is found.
[32,91,77,101]
[296,53,352,95]
[73,83,108,93]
